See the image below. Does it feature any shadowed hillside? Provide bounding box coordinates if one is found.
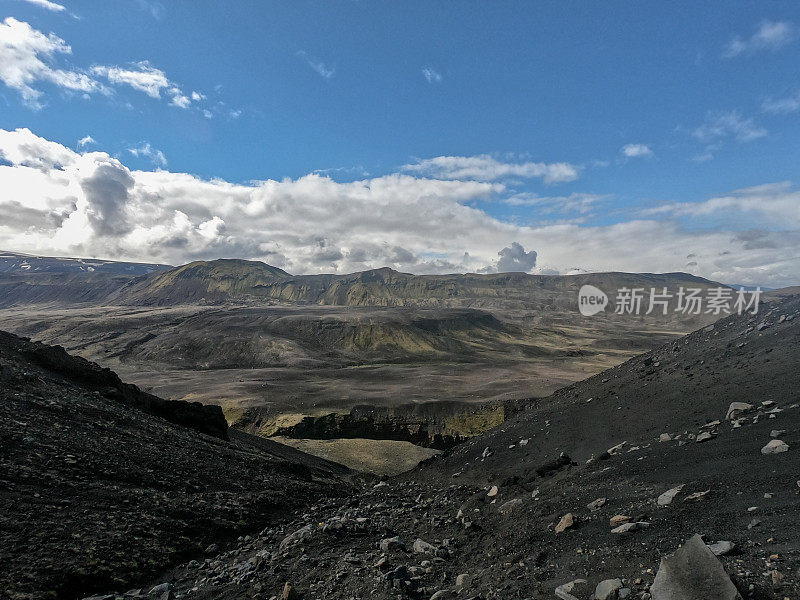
[0,331,352,599]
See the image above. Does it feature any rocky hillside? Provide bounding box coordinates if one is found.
[1,254,724,320]
[113,259,724,316]
[0,331,354,600]
[80,295,799,600]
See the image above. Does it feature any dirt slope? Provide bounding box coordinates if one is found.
[0,331,353,600]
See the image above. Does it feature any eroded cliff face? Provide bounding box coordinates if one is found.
[231,400,521,449]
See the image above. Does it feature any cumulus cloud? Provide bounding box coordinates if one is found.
[723,21,796,58]
[422,67,442,83]
[1,128,800,287]
[0,17,103,108]
[621,143,653,158]
[492,242,538,273]
[20,0,66,12]
[403,154,579,184]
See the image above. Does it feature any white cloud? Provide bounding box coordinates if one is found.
[134,0,165,20]
[503,192,608,217]
[0,127,77,170]
[422,67,442,83]
[0,19,208,112]
[723,21,796,58]
[89,63,200,110]
[479,242,537,273]
[77,135,96,148]
[692,110,767,144]
[621,143,653,158]
[128,142,167,167]
[20,0,66,12]
[1,128,800,287]
[297,51,334,79]
[169,92,190,108]
[641,181,800,226]
[0,17,103,108]
[403,154,579,184]
[89,62,168,98]
[762,90,800,114]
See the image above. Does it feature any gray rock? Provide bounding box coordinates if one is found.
[594,578,623,600]
[607,441,627,455]
[499,498,523,514]
[379,536,405,552]
[587,497,607,511]
[695,431,714,443]
[708,540,735,556]
[659,433,672,442]
[429,591,452,600]
[761,439,789,454]
[555,578,587,600]
[725,402,753,420]
[650,534,743,600]
[148,583,172,596]
[455,573,470,588]
[412,538,437,554]
[611,521,649,534]
[657,485,684,506]
[279,524,314,550]
[683,489,710,502]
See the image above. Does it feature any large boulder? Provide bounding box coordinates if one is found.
[650,535,742,600]
[725,402,753,420]
[761,439,789,454]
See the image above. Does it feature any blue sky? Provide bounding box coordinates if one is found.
[1,1,800,286]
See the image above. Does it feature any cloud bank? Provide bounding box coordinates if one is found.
[1,128,799,287]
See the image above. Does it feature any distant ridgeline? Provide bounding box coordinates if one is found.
[0,253,728,318]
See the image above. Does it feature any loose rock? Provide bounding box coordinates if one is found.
[761,439,789,454]
[594,578,623,600]
[555,512,574,534]
[650,534,742,600]
[657,484,684,506]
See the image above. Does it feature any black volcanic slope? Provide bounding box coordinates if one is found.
[0,331,352,600]
[85,296,800,600]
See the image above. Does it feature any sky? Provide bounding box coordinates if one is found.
[1,1,800,286]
